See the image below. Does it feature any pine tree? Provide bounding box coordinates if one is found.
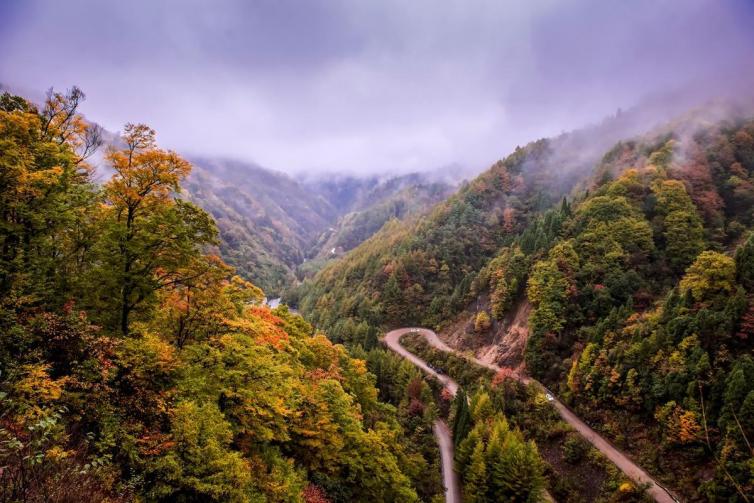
[464,441,488,503]
[452,390,471,444]
[735,232,754,291]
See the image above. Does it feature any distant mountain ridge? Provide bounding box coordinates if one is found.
[184,158,456,295]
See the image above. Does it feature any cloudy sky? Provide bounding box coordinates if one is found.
[1,0,753,176]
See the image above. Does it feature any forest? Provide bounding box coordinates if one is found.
[294,107,754,500]
[3,2,754,502]
[184,158,453,296]
[0,89,446,502]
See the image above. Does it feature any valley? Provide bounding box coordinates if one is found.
[3,2,754,501]
[293,104,754,501]
[185,159,457,295]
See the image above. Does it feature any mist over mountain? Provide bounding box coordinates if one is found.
[184,158,456,294]
[4,1,754,502]
[2,0,753,177]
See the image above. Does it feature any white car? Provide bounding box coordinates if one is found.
[545,393,554,402]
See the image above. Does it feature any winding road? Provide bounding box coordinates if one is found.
[384,328,461,502]
[384,327,679,503]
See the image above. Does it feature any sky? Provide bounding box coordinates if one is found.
[1,0,753,176]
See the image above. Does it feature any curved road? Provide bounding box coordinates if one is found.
[384,329,461,502]
[384,328,679,503]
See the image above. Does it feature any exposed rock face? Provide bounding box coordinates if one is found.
[440,298,532,370]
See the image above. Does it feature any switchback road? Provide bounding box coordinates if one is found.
[384,327,679,503]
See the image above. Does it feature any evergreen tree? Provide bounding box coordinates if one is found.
[464,441,488,503]
[735,232,754,290]
[452,389,472,444]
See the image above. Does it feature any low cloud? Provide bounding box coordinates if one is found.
[1,0,753,176]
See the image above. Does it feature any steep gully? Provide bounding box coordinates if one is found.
[383,328,680,503]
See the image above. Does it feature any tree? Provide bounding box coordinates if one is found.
[735,232,754,290]
[652,180,705,273]
[381,270,404,323]
[475,311,492,333]
[39,86,103,165]
[147,401,252,502]
[452,390,472,444]
[488,428,544,502]
[153,256,263,348]
[0,90,98,301]
[664,210,705,273]
[679,251,736,302]
[464,442,488,503]
[96,123,217,334]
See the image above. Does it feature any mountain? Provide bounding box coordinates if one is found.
[184,159,335,295]
[184,159,455,295]
[289,98,704,335]
[0,90,450,502]
[293,102,754,499]
[309,182,453,261]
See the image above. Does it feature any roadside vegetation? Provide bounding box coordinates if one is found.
[402,333,653,502]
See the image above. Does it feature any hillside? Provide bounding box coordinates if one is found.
[308,181,454,260]
[512,117,754,500]
[0,90,449,502]
[184,159,334,295]
[185,160,454,295]
[290,100,698,337]
[293,104,754,499]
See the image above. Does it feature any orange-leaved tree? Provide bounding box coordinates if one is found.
[94,123,217,335]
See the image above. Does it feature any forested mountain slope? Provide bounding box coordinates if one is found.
[512,118,754,500]
[293,103,754,500]
[0,89,446,502]
[442,112,754,500]
[290,102,703,340]
[308,181,453,260]
[185,160,453,295]
[184,159,334,295]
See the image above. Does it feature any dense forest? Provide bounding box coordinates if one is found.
[185,159,453,296]
[4,83,753,502]
[0,89,446,502]
[289,102,690,335]
[294,106,754,500]
[400,333,651,503]
[519,123,754,500]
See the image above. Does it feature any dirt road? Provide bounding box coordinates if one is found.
[384,329,461,502]
[433,420,461,503]
[384,327,679,503]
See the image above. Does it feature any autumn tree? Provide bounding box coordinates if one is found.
[39,86,103,165]
[679,251,736,302]
[154,256,263,347]
[95,123,217,334]
[0,90,99,301]
[475,310,492,333]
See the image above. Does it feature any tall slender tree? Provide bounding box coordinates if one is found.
[96,123,217,334]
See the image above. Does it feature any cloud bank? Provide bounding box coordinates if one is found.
[1,0,753,175]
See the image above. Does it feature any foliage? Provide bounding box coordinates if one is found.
[0,91,428,502]
[186,163,451,295]
[456,415,544,502]
[679,251,736,302]
[293,137,584,337]
[531,125,754,500]
[316,112,754,501]
[474,311,492,333]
